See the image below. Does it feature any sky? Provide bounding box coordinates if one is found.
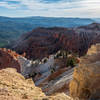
[0,0,100,18]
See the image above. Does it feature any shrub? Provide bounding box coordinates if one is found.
[67,57,77,68]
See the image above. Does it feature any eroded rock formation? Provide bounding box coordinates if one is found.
[12,23,100,60]
[17,51,77,96]
[70,44,100,100]
[0,48,21,72]
[2,43,100,100]
[0,47,78,97]
[87,43,100,55]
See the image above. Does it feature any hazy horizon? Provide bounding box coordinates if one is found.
[0,15,100,19]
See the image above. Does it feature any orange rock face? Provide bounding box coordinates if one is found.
[70,44,100,100]
[0,48,21,72]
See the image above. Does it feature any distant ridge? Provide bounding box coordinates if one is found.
[11,23,100,60]
[0,16,98,47]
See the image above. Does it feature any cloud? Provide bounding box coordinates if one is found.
[39,0,62,3]
[0,1,19,9]
[17,0,83,11]
[0,0,100,18]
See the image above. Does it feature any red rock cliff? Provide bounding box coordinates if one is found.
[0,48,21,72]
[12,23,100,60]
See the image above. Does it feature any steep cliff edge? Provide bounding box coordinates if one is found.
[0,48,21,72]
[0,68,72,100]
[70,44,100,100]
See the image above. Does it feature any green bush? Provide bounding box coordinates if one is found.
[67,57,77,68]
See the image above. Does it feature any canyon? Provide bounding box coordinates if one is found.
[11,23,100,60]
[0,43,100,100]
[0,23,100,100]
